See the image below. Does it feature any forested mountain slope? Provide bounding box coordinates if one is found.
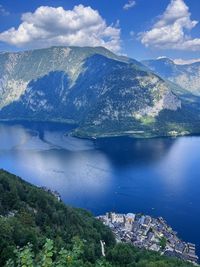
[0,170,196,266]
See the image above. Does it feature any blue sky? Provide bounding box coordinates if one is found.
[0,0,200,61]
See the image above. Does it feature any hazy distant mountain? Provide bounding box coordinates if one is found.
[0,46,200,138]
[142,57,200,96]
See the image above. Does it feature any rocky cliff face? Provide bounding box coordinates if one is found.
[0,47,116,107]
[142,58,200,96]
[0,47,199,138]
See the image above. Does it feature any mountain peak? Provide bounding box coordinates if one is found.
[156,57,174,64]
[142,57,200,96]
[1,46,199,138]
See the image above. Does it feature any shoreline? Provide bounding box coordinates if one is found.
[1,119,200,140]
[97,212,199,265]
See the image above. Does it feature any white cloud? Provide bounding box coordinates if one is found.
[157,56,168,59]
[0,5,9,16]
[123,0,136,10]
[0,5,121,52]
[173,58,200,65]
[140,0,200,51]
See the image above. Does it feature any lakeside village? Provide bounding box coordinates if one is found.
[40,187,199,265]
[97,212,199,265]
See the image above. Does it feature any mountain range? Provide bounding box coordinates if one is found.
[142,57,200,96]
[0,46,200,138]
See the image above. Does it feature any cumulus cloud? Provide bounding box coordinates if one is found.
[140,0,200,51]
[123,0,136,10]
[0,5,121,52]
[0,5,9,16]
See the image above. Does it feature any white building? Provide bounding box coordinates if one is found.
[110,213,125,224]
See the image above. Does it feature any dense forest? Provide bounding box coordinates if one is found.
[0,170,196,266]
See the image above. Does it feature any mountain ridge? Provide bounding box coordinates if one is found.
[0,46,200,138]
[142,57,200,96]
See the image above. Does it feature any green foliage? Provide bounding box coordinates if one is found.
[106,243,195,267]
[5,239,195,267]
[160,237,167,250]
[5,238,109,267]
[0,170,197,267]
[0,170,114,266]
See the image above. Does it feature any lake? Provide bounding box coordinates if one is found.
[0,121,200,256]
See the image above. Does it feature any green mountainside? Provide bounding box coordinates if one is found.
[0,46,200,138]
[0,170,196,266]
[0,169,114,266]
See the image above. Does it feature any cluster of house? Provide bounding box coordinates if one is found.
[97,212,199,264]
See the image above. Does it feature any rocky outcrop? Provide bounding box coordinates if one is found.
[142,58,200,96]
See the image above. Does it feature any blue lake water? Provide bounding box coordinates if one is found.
[0,121,200,256]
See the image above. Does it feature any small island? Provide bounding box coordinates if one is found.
[97,212,199,264]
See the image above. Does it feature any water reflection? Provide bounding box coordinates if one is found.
[0,122,113,203]
[95,137,176,166]
[0,121,200,256]
[156,137,200,193]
